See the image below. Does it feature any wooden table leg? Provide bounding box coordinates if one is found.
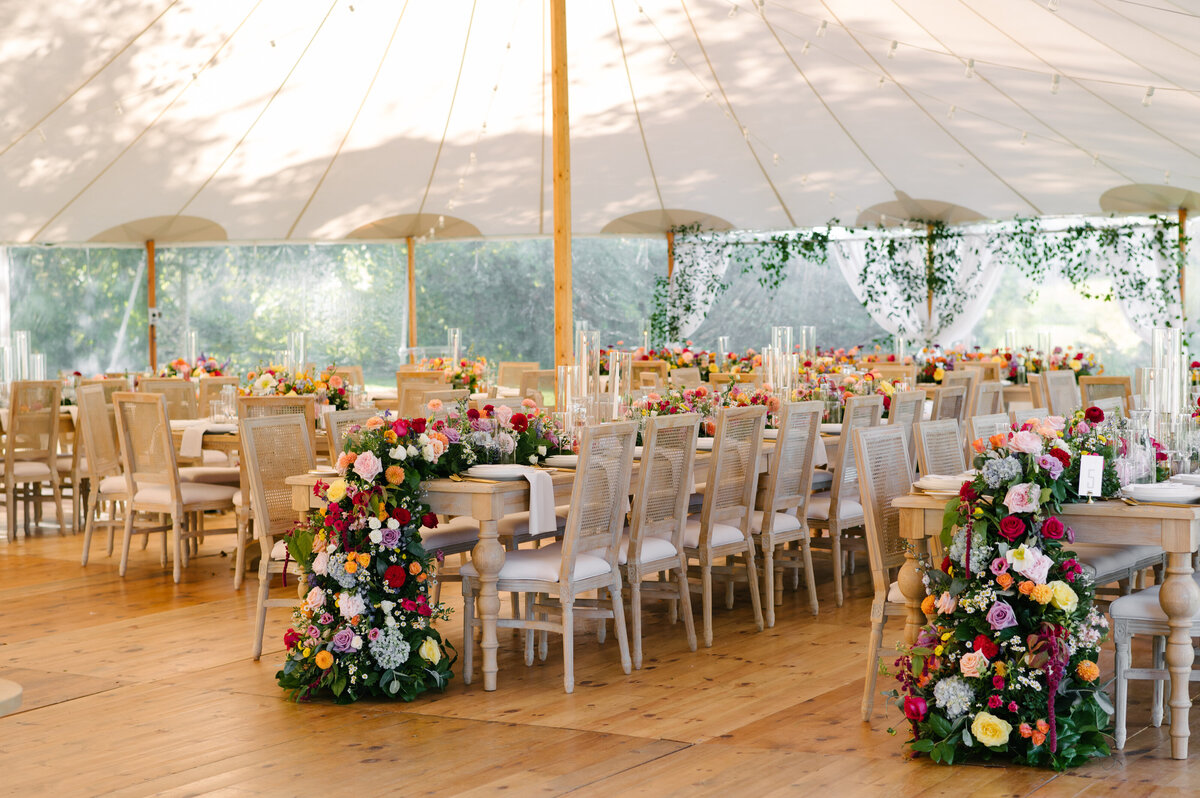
[472,518,505,691]
[898,507,930,646]
[1159,549,1200,759]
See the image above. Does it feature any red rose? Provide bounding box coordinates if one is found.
[882,395,891,410]
[959,482,978,502]
[467,408,480,421]
[941,556,952,573]
[421,512,439,529]
[1049,448,1071,468]
[483,404,495,417]
[392,507,411,525]
[903,695,927,721]
[1084,406,1105,424]
[1192,360,1200,369]
[384,565,406,588]
[973,634,999,659]
[1041,516,1065,540]
[283,628,301,649]
[1074,352,1084,360]
[411,417,427,434]
[511,412,529,432]
[998,515,1025,542]
[887,354,896,362]
[391,419,409,437]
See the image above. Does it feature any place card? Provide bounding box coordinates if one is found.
[1078,454,1104,498]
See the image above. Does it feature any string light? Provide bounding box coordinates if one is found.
[1020,131,1028,145]
[801,174,809,184]
[772,153,780,164]
[887,40,898,59]
[669,51,677,65]
[742,126,750,139]
[816,20,827,37]
[1142,86,1155,106]
[704,91,712,101]
[1047,0,1060,10]
[1050,74,1060,94]
[947,104,956,120]
[1164,170,1171,184]
[800,40,810,55]
[965,58,975,78]
[270,39,276,47]
[728,4,737,17]
[114,101,124,115]
[827,191,836,203]
[438,215,446,228]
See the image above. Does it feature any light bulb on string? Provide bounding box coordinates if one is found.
[728,4,737,17]
[448,199,456,210]
[114,101,124,115]
[1142,86,1155,106]
[704,91,712,102]
[458,178,465,189]
[742,126,750,139]
[669,51,677,65]
[946,104,956,120]
[828,191,836,203]
[801,174,809,184]
[772,153,780,164]
[270,39,276,47]
[1020,131,1028,145]
[800,40,810,55]
[1050,74,1060,94]
[965,59,975,78]
[887,40,898,58]
[1047,0,1060,9]
[469,151,477,163]
[1165,170,1171,185]
[816,20,827,37]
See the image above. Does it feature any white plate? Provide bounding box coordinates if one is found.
[914,473,972,491]
[820,423,842,435]
[763,428,779,440]
[696,438,715,451]
[308,467,338,476]
[633,446,644,459]
[1122,483,1200,503]
[1171,474,1200,486]
[543,455,578,468]
[465,465,535,480]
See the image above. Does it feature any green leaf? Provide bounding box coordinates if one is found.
[962,728,974,747]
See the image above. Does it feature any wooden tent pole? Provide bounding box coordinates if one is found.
[147,239,157,372]
[550,0,573,367]
[666,229,676,279]
[406,235,417,364]
[1180,207,1188,319]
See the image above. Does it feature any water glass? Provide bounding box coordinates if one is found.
[30,353,45,381]
[209,400,225,423]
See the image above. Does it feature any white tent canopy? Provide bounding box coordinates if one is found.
[4,0,1200,243]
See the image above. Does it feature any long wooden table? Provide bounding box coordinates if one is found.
[285,444,772,691]
[894,493,1200,760]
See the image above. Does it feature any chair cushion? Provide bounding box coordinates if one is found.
[496,507,569,538]
[810,469,833,492]
[201,449,231,466]
[618,534,678,565]
[56,454,73,474]
[460,542,610,583]
[0,461,52,481]
[419,516,481,550]
[232,489,243,507]
[888,580,905,603]
[1072,543,1160,582]
[683,518,745,548]
[750,511,803,535]
[1110,575,1200,622]
[179,466,240,485]
[98,475,127,496]
[133,482,238,507]
[806,492,863,522]
[271,538,289,560]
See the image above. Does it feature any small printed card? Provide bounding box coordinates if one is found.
[1078,454,1104,497]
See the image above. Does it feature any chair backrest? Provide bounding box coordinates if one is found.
[887,390,925,471]
[668,367,702,389]
[237,395,318,451]
[968,413,1012,446]
[395,370,445,403]
[854,425,915,598]
[112,392,180,499]
[1027,373,1045,408]
[519,369,556,406]
[1092,395,1125,419]
[631,360,669,384]
[241,415,316,541]
[830,395,885,511]
[138,377,198,420]
[760,401,822,517]
[332,365,365,388]
[915,419,965,475]
[324,409,378,455]
[1079,375,1131,412]
[198,376,239,413]
[1010,407,1047,425]
[1043,370,1081,416]
[941,370,978,417]
[699,404,767,539]
[976,381,1005,415]
[497,361,538,388]
[418,388,470,419]
[7,381,62,466]
[80,377,129,403]
[558,421,638,585]
[76,384,121,480]
[627,413,698,563]
[930,385,967,422]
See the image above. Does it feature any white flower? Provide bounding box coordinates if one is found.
[389,445,407,461]
[254,373,275,393]
[337,591,367,620]
[528,454,538,464]
[386,518,399,529]
[380,599,395,614]
[385,616,397,628]
[368,517,381,530]
[352,635,363,650]
[537,445,547,456]
[418,433,430,446]
[422,444,436,462]
[407,445,419,458]
[311,551,330,576]
[368,529,382,544]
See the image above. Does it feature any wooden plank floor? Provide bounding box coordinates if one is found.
[3,515,1200,797]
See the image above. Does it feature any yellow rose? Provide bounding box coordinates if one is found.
[419,637,442,665]
[1048,580,1078,613]
[971,711,1013,747]
[1069,360,1082,372]
[933,367,945,381]
[314,650,334,670]
[325,479,347,503]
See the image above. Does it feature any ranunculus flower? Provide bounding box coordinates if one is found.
[973,634,999,659]
[903,695,928,721]
[419,637,442,664]
[1048,447,1071,469]
[998,515,1025,542]
[1003,482,1041,514]
[971,711,1013,747]
[960,650,989,678]
[1061,558,1082,582]
[353,450,383,482]
[985,600,1018,631]
[1041,516,1065,539]
[988,695,1003,709]
[1008,430,1044,454]
[384,565,406,588]
[421,512,439,529]
[283,628,301,649]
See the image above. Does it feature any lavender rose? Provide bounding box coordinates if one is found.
[380,527,401,548]
[986,600,1018,631]
[1034,453,1064,480]
[331,627,356,653]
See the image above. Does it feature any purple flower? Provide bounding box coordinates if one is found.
[318,612,333,625]
[989,557,1009,576]
[380,527,401,548]
[1035,453,1063,480]
[443,426,461,444]
[307,625,320,639]
[985,600,1018,631]
[367,627,382,641]
[331,627,356,653]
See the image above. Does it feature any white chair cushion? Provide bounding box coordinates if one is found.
[806,492,863,522]
[750,511,803,535]
[270,538,289,560]
[419,516,481,549]
[1110,575,1200,622]
[133,482,237,506]
[496,507,569,538]
[0,461,52,481]
[618,534,678,565]
[55,454,73,474]
[810,470,833,492]
[201,450,231,466]
[683,518,744,548]
[98,475,127,496]
[888,580,905,603]
[1072,543,1159,581]
[460,542,610,583]
[178,466,240,485]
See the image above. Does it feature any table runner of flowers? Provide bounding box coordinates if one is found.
[243,364,352,410]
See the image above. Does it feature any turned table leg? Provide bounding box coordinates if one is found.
[898,507,930,646]
[472,518,505,691]
[1159,550,1200,760]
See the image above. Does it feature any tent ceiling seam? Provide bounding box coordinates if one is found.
[28,0,267,242]
[677,0,796,227]
[821,0,1043,214]
[611,0,667,218]
[0,0,183,162]
[415,0,479,220]
[285,1,411,239]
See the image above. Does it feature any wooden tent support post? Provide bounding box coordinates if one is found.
[407,235,417,364]
[551,0,572,367]
[1180,207,1188,319]
[666,229,676,280]
[147,239,157,372]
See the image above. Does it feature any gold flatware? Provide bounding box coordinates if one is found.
[447,474,500,484]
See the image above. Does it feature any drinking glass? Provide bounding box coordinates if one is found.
[221,384,237,418]
[30,353,45,381]
[717,336,731,363]
[446,328,462,364]
[771,326,793,359]
[606,350,633,422]
[185,329,198,366]
[287,331,307,373]
[209,399,225,423]
[12,330,30,381]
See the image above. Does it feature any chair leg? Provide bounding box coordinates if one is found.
[1114,622,1131,749]
[562,597,575,694]
[762,543,776,628]
[630,576,643,669]
[744,545,764,632]
[675,563,697,652]
[5,484,15,542]
[81,490,100,566]
[106,501,120,556]
[609,578,632,675]
[171,516,184,583]
[462,580,475,685]
[524,592,536,666]
[832,532,845,607]
[861,603,886,721]
[724,562,735,610]
[118,511,135,576]
[252,554,271,660]
[802,538,819,616]
[701,563,713,648]
[1152,634,1165,728]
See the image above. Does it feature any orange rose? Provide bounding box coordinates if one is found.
[988,433,1007,449]
[356,552,370,567]
[1018,580,1035,596]
[344,560,358,574]
[1031,731,1046,746]
[996,573,1014,590]
[972,438,986,454]
[384,430,398,444]
[408,561,422,575]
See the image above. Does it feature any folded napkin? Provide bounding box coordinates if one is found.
[523,469,558,535]
[178,420,237,460]
[812,435,829,468]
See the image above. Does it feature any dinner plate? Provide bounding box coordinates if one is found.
[1170,473,1200,487]
[308,467,338,476]
[916,489,960,498]
[465,465,535,480]
[763,428,779,440]
[1121,483,1200,504]
[543,454,578,469]
[914,473,972,492]
[819,423,842,435]
[696,438,715,451]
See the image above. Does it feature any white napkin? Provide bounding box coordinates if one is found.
[523,469,558,535]
[812,435,829,468]
[177,420,237,459]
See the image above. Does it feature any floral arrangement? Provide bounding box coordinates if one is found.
[446,399,570,463]
[417,356,486,393]
[889,413,1112,770]
[628,344,715,381]
[243,365,351,410]
[159,354,230,379]
[630,385,722,438]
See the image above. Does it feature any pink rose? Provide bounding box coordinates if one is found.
[935,591,957,614]
[1043,415,1066,431]
[1008,430,1044,455]
[494,404,513,426]
[353,450,383,482]
[960,650,989,678]
[1003,482,1041,514]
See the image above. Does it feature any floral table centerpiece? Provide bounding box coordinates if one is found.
[417,356,487,393]
[160,354,230,379]
[889,413,1114,770]
[243,365,352,410]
